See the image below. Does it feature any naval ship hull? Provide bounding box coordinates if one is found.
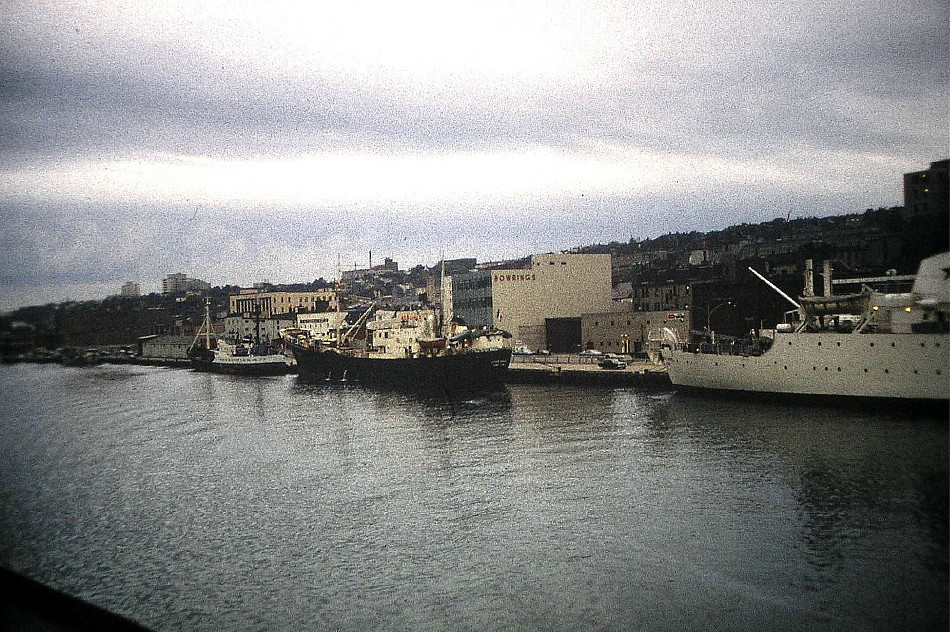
[662,331,948,404]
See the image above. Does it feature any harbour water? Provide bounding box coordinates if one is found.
[0,363,946,631]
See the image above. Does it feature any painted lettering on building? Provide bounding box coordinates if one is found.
[493,274,537,282]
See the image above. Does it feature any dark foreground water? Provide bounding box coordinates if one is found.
[0,363,946,631]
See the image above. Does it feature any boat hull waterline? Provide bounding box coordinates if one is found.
[288,342,512,387]
[662,331,947,401]
[189,350,292,376]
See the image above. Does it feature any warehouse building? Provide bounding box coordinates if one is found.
[450,253,613,352]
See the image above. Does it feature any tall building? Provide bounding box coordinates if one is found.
[161,273,210,294]
[451,270,493,328]
[903,159,949,219]
[161,273,186,293]
[120,281,140,297]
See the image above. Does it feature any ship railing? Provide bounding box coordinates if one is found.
[681,339,771,357]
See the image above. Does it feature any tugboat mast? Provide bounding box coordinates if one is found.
[336,255,343,348]
[204,298,212,349]
[254,294,262,347]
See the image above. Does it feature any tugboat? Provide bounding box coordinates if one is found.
[188,299,292,376]
[658,252,950,406]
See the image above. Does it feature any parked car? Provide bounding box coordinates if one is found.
[579,349,603,357]
[598,358,627,370]
[512,346,534,356]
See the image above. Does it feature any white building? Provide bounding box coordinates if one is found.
[139,334,193,360]
[224,313,295,343]
[488,253,613,351]
[295,311,348,338]
[120,281,140,297]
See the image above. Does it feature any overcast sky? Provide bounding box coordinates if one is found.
[1,1,947,311]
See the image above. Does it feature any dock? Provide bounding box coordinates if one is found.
[506,355,670,387]
[5,349,672,388]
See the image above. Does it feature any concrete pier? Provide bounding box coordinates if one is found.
[6,348,672,387]
[506,355,670,387]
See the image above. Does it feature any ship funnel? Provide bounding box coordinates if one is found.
[804,260,814,297]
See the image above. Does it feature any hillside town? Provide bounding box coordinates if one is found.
[2,159,947,364]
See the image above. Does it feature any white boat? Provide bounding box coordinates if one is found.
[188,299,293,376]
[659,252,949,405]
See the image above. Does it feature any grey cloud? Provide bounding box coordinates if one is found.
[2,4,945,169]
[0,182,869,294]
[0,1,945,310]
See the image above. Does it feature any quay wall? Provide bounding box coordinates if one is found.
[507,355,670,387]
[5,349,672,387]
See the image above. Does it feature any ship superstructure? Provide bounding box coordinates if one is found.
[283,270,512,388]
[659,252,949,404]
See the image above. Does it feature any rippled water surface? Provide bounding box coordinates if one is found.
[1,363,946,631]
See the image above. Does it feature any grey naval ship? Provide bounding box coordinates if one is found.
[659,252,949,406]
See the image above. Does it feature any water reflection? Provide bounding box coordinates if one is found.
[660,393,948,624]
[0,365,946,631]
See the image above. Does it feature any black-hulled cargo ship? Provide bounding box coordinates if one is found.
[282,307,512,388]
[285,337,512,387]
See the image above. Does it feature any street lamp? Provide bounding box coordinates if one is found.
[706,300,735,341]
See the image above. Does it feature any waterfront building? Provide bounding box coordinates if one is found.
[138,334,194,360]
[480,253,613,352]
[223,313,296,343]
[581,309,691,356]
[451,270,493,328]
[903,159,949,219]
[295,311,348,338]
[228,288,337,318]
[424,258,478,307]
